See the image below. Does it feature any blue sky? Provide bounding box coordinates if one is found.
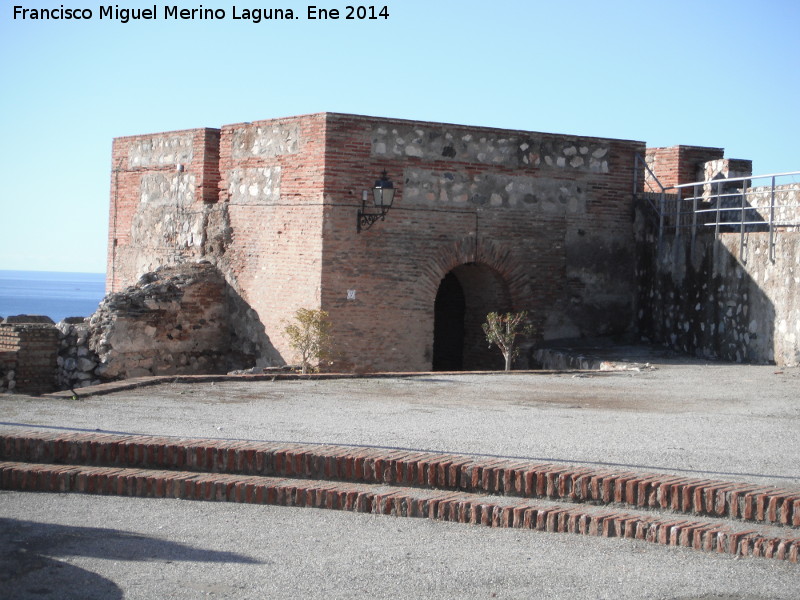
[1,0,798,273]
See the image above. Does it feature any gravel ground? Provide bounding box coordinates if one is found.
[1,358,799,598]
[3,362,799,486]
[1,492,798,600]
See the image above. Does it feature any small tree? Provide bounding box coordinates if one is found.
[282,308,334,374]
[482,311,534,371]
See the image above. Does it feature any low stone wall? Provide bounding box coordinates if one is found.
[749,184,800,232]
[637,228,799,366]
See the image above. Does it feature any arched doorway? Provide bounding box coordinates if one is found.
[432,263,512,371]
[432,272,465,370]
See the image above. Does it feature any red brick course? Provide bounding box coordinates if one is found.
[6,457,795,562]
[1,430,797,563]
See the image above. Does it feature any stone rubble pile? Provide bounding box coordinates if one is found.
[83,262,233,380]
[56,317,102,390]
[2,262,271,394]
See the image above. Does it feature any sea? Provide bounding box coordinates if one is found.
[0,270,106,323]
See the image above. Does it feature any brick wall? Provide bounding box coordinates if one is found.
[0,323,58,394]
[215,114,327,365]
[319,114,644,370]
[644,145,725,191]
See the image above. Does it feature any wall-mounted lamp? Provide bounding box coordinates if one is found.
[357,170,396,233]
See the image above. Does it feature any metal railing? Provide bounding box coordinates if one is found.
[635,157,800,262]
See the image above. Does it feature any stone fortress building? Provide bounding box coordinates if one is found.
[107,113,647,373]
[101,112,799,375]
[3,112,798,393]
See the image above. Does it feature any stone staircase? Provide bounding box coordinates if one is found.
[1,430,798,563]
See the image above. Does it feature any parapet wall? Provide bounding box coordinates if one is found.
[644,146,725,190]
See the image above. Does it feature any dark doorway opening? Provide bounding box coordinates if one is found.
[432,272,465,371]
[431,263,513,371]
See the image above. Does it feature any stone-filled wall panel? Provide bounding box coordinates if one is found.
[128,132,194,168]
[139,172,196,206]
[231,122,300,159]
[126,173,206,266]
[56,319,102,390]
[403,168,589,213]
[371,122,610,173]
[227,167,281,205]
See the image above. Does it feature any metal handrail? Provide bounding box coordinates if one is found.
[670,170,800,189]
[636,164,800,263]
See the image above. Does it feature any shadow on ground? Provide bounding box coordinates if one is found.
[0,517,261,599]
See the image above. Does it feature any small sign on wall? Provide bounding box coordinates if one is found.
[347,290,356,301]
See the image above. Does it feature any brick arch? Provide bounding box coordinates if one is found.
[418,235,531,309]
[423,235,532,370]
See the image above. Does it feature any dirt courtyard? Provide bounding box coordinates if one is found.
[3,357,799,488]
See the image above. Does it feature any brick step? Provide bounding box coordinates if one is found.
[3,430,799,529]
[1,459,798,563]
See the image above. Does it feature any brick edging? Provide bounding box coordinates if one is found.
[42,369,579,399]
[1,460,797,563]
[2,431,798,529]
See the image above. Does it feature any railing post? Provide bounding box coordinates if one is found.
[675,189,682,237]
[691,184,698,260]
[658,192,665,252]
[714,180,722,239]
[739,180,747,262]
[769,176,776,262]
